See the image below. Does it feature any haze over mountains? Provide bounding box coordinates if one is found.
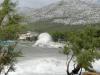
[19,0,100,25]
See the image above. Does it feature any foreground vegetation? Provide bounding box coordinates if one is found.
[0,0,23,75]
[63,27,100,75]
[49,25,100,75]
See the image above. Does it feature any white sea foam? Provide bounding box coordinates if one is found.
[34,33,52,46]
[33,33,65,48]
[8,58,67,75]
[92,60,100,72]
[7,57,100,75]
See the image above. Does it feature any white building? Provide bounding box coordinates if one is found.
[19,31,39,41]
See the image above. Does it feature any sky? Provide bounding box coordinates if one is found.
[17,0,100,8]
[0,0,100,8]
[0,0,60,8]
[17,0,60,8]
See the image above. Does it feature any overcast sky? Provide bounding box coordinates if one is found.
[0,0,60,8]
[0,0,100,8]
[17,0,60,8]
[17,0,100,8]
[19,0,100,8]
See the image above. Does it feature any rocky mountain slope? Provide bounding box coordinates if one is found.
[22,0,100,25]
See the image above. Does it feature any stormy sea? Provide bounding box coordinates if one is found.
[8,33,100,75]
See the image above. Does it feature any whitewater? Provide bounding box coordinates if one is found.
[8,33,100,75]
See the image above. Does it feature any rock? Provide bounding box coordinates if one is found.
[83,72,100,75]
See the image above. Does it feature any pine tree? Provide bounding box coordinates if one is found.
[0,0,22,75]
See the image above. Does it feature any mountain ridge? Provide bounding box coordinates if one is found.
[20,0,100,25]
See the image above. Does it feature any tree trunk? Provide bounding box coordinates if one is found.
[5,65,12,75]
[79,68,82,75]
[71,64,81,75]
[66,55,74,75]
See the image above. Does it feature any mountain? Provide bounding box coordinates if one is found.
[21,0,100,25]
[17,7,35,16]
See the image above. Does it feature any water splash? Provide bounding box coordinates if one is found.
[8,57,100,75]
[33,32,65,48]
[8,58,68,75]
[34,33,53,46]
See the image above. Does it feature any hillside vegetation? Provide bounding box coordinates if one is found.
[25,20,100,33]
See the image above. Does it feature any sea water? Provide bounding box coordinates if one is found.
[8,33,100,75]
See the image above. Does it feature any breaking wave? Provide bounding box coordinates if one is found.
[8,58,100,75]
[33,33,65,48]
[8,58,67,75]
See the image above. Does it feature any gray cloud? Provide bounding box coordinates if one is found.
[0,0,100,8]
[0,0,60,8]
[17,0,60,8]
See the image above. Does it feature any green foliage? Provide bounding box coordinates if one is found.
[0,45,22,65]
[0,0,15,25]
[50,31,65,42]
[0,0,23,75]
[63,26,100,74]
[24,18,100,33]
[0,25,23,40]
[25,20,88,32]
